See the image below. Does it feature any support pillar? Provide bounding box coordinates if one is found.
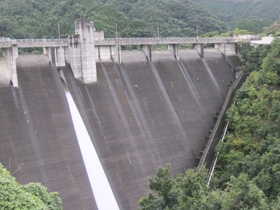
[141,45,152,61]
[77,21,96,83]
[215,43,237,55]
[68,38,82,78]
[215,43,225,55]
[117,45,121,63]
[194,43,204,58]
[3,45,18,87]
[109,45,121,63]
[168,44,180,60]
[68,20,97,83]
[43,47,52,64]
[54,47,66,67]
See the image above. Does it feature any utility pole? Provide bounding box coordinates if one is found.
[58,22,61,41]
[196,25,199,38]
[58,22,61,46]
[157,25,160,39]
[115,23,118,39]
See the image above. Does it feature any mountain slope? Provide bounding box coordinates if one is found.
[193,0,280,33]
[0,0,225,39]
[263,18,280,36]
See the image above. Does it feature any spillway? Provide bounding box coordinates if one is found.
[64,86,119,210]
[0,49,236,210]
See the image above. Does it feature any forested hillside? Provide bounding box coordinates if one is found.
[0,0,225,39]
[139,39,280,209]
[264,18,280,36]
[193,0,280,33]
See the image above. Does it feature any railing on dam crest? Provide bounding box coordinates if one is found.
[0,36,257,48]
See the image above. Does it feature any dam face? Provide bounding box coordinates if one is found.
[0,55,96,209]
[0,49,236,209]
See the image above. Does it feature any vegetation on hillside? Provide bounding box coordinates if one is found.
[0,163,62,209]
[215,38,280,200]
[263,18,280,36]
[0,0,225,39]
[139,39,280,209]
[193,0,280,33]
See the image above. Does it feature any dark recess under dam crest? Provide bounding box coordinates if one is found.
[0,49,236,210]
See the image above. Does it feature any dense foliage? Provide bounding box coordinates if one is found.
[264,18,280,36]
[0,0,225,39]
[216,38,280,199]
[193,0,280,33]
[139,166,274,210]
[139,39,280,209]
[0,163,62,209]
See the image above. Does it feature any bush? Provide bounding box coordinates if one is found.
[0,163,62,210]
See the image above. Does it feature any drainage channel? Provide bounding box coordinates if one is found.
[59,70,120,210]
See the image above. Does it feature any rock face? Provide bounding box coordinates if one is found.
[0,49,236,210]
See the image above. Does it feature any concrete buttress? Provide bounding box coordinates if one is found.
[168,44,180,60]
[141,45,152,61]
[194,43,204,58]
[3,45,18,87]
[76,20,97,83]
[215,43,237,55]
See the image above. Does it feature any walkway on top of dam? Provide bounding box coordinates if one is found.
[0,36,255,48]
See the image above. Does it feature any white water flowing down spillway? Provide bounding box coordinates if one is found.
[64,89,120,210]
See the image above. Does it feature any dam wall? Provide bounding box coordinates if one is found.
[0,55,97,210]
[62,48,236,209]
[0,48,237,209]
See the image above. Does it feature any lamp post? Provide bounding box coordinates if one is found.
[115,23,118,39]
[58,22,61,44]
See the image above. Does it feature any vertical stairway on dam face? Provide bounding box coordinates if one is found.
[62,49,236,210]
[0,55,97,210]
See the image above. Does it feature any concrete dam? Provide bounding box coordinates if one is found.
[0,21,243,209]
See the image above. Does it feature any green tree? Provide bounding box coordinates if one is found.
[139,166,270,210]
[0,163,62,210]
[138,165,178,210]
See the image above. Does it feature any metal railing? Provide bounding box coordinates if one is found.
[0,36,258,48]
[94,37,243,45]
[0,37,11,42]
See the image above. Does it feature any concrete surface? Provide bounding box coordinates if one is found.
[0,55,97,210]
[0,57,10,86]
[62,49,235,209]
[0,49,236,210]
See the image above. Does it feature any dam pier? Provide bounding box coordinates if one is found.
[0,21,249,209]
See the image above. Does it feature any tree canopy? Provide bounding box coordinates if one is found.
[0,163,62,210]
[193,0,280,33]
[0,0,225,39]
